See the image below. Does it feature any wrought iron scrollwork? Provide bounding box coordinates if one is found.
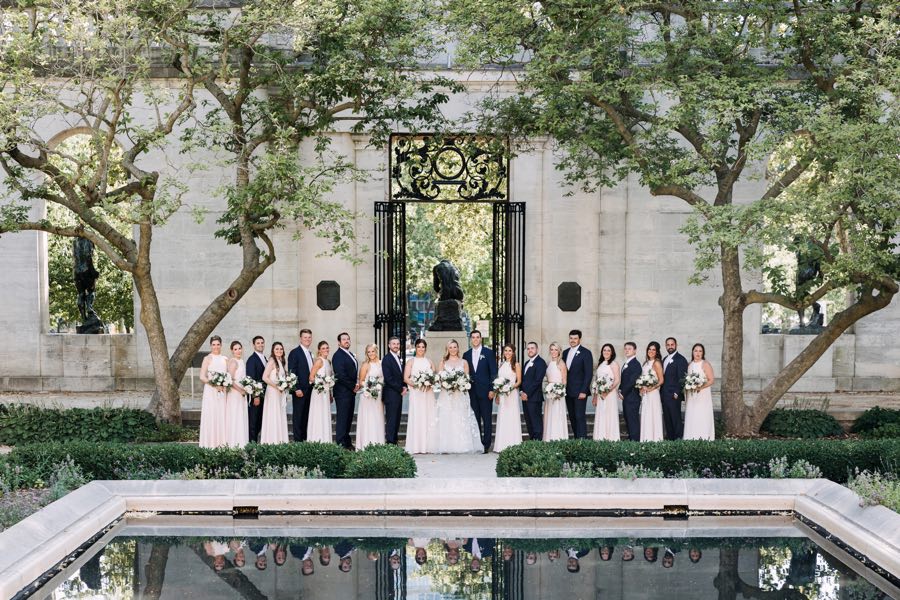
[390,135,508,202]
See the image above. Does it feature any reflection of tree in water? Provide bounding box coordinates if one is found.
[57,540,135,597]
[191,544,268,600]
[409,540,492,599]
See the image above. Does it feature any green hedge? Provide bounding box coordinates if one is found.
[760,408,844,439]
[859,423,900,439]
[0,404,194,445]
[852,407,900,434]
[4,441,414,488]
[495,439,900,483]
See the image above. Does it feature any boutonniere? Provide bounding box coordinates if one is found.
[574,351,580,357]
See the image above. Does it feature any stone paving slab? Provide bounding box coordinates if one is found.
[414,453,498,478]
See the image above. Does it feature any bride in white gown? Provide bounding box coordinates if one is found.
[434,340,482,454]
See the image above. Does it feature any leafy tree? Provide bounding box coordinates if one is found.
[0,0,453,421]
[447,0,900,434]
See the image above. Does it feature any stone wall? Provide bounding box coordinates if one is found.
[0,80,898,394]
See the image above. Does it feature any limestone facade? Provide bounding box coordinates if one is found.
[1,77,898,395]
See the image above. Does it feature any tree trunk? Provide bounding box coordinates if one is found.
[143,543,170,600]
[135,266,181,424]
[718,246,754,435]
[748,286,896,432]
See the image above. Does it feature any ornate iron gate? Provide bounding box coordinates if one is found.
[374,201,406,350]
[492,202,526,360]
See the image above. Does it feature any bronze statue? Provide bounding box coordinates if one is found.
[74,237,105,334]
[795,238,822,328]
[429,259,465,331]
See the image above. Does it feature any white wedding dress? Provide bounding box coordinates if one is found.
[433,359,482,454]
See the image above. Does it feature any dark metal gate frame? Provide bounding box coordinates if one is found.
[376,134,525,360]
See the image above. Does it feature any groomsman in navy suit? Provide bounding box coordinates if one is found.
[661,337,688,440]
[562,330,593,439]
[463,330,497,453]
[245,335,267,443]
[381,336,406,444]
[287,328,314,442]
[520,341,547,441]
[331,332,359,450]
[618,341,642,441]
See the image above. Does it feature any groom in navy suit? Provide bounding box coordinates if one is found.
[661,337,688,440]
[463,330,497,453]
[245,335,267,443]
[287,328,314,442]
[520,341,547,441]
[381,336,406,444]
[331,332,360,450]
[562,330,593,439]
[619,341,642,441]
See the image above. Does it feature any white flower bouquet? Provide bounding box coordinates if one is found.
[544,382,566,401]
[364,375,384,400]
[492,376,513,395]
[683,371,708,393]
[411,368,436,391]
[592,375,614,396]
[276,371,298,393]
[208,371,232,390]
[239,376,264,397]
[313,373,336,394]
[438,368,470,392]
[634,372,659,393]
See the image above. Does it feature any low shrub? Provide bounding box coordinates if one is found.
[852,407,900,434]
[344,444,417,479]
[0,404,170,445]
[4,441,412,489]
[846,470,900,513]
[496,439,900,483]
[760,408,844,439]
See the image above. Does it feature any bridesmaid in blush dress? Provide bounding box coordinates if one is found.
[493,344,523,453]
[639,341,665,442]
[592,343,621,441]
[356,343,386,450]
[683,343,716,440]
[224,340,249,447]
[404,339,437,454]
[260,342,289,444]
[543,342,569,441]
[306,340,334,443]
[199,335,228,449]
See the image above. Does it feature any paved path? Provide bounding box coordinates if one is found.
[414,453,498,478]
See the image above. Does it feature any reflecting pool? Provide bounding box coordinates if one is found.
[33,516,897,599]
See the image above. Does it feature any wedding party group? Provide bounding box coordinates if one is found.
[196,327,716,452]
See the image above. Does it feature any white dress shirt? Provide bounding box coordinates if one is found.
[302,345,313,370]
[472,346,482,372]
[566,345,580,370]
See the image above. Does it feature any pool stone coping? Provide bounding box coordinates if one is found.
[1,477,898,598]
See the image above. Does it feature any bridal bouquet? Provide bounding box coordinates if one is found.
[364,375,384,400]
[275,371,298,393]
[313,373,336,394]
[544,382,566,401]
[438,368,470,392]
[683,371,708,393]
[239,376,264,397]
[591,375,614,396]
[207,371,232,391]
[492,376,513,395]
[634,372,659,393]
[410,369,436,391]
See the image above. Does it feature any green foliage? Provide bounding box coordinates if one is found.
[760,409,845,439]
[0,404,158,445]
[852,407,900,434]
[344,444,417,479]
[847,470,900,513]
[495,439,900,483]
[859,423,900,440]
[3,441,413,489]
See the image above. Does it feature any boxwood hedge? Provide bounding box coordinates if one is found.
[495,439,900,483]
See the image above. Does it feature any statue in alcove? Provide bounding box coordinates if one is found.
[74,236,105,334]
[794,238,823,331]
[429,259,465,331]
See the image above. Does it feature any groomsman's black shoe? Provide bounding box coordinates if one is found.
[483,447,490,454]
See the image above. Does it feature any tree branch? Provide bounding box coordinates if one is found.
[5,220,134,272]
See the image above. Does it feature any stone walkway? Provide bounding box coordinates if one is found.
[414,453,498,479]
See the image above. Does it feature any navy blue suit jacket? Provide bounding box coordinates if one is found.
[381,352,404,395]
[619,357,642,398]
[463,345,498,398]
[661,352,688,401]
[287,345,314,397]
[562,346,593,397]
[463,538,495,559]
[521,355,547,402]
[245,352,267,396]
[332,348,359,398]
